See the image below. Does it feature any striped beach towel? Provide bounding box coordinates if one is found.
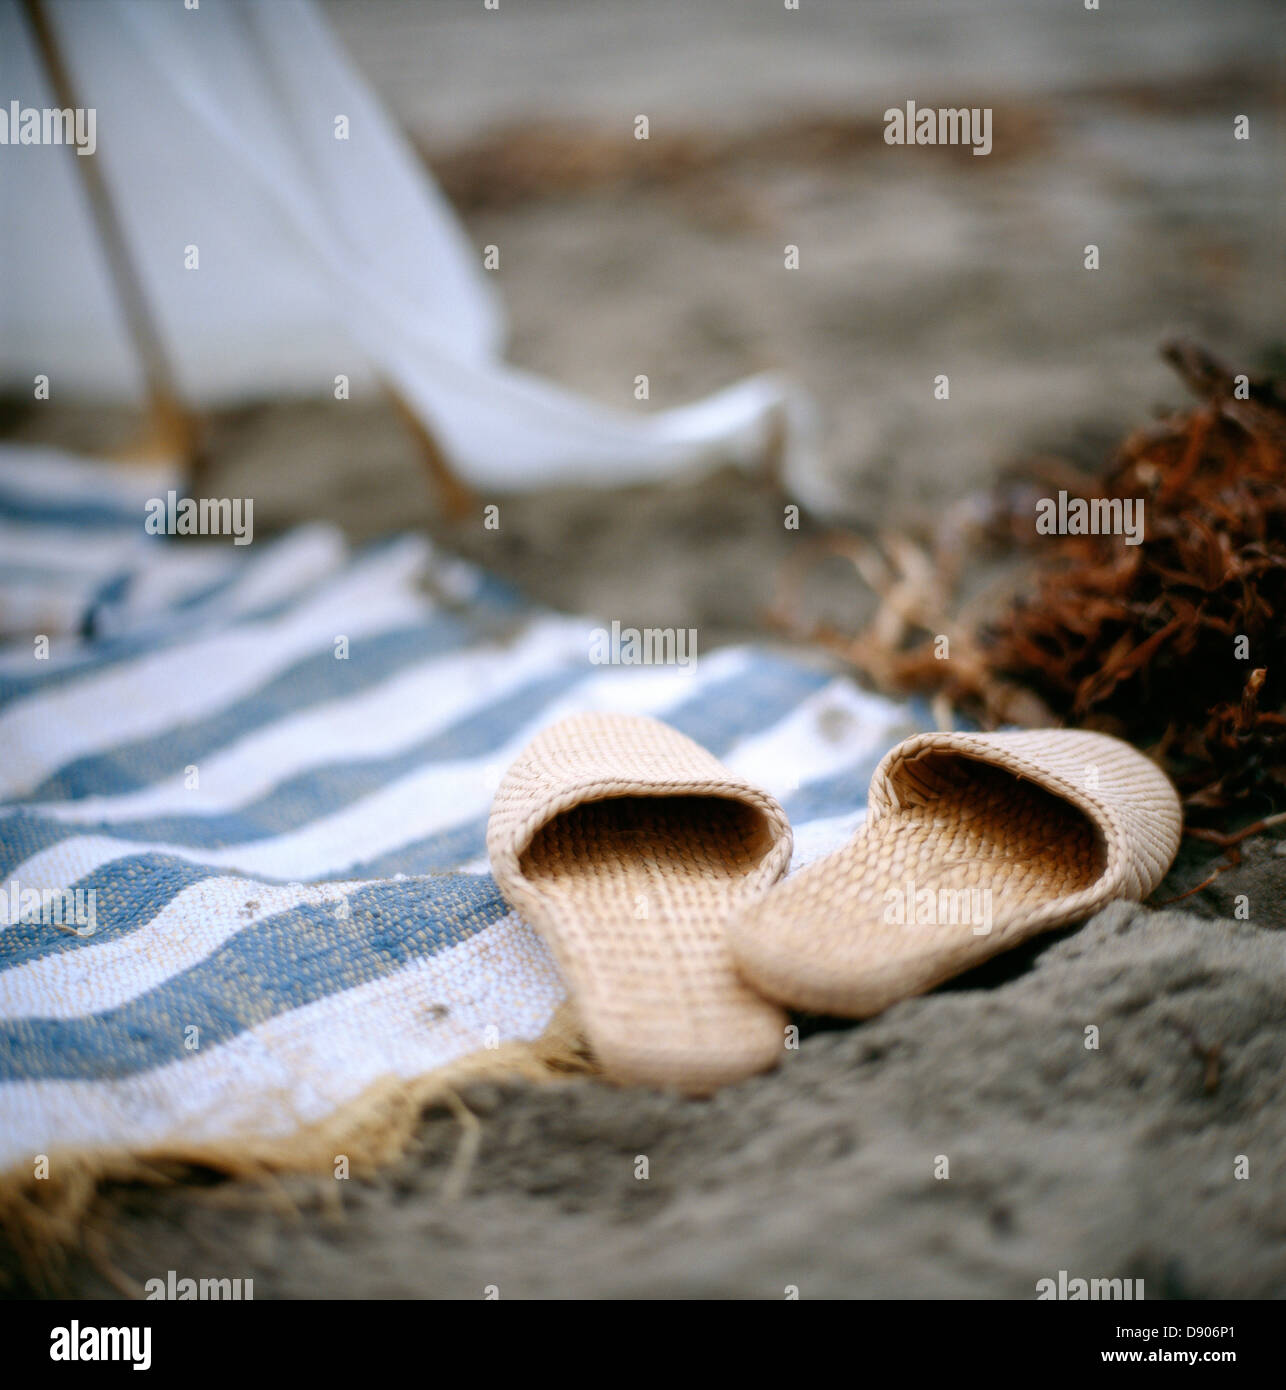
[0,445,928,1194]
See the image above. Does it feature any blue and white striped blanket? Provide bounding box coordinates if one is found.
[0,445,926,1176]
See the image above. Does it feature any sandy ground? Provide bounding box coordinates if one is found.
[13,875,1286,1300]
[3,0,1285,1298]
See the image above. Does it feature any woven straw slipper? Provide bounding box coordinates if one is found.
[727,729,1182,1019]
[487,713,794,1092]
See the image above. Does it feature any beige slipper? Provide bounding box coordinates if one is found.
[487,712,794,1092]
[727,729,1182,1018]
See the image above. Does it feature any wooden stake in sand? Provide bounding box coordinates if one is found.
[21,0,203,469]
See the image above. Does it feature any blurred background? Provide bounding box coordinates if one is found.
[5,0,1282,647]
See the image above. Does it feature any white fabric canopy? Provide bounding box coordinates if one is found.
[1,0,814,493]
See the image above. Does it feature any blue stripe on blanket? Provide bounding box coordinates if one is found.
[0,810,90,882]
[0,874,507,1081]
[662,658,831,756]
[0,534,458,711]
[18,667,587,847]
[0,482,142,530]
[3,656,831,882]
[783,752,891,825]
[18,617,486,802]
[0,853,220,968]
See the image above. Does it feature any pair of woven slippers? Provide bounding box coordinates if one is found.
[487,713,1182,1094]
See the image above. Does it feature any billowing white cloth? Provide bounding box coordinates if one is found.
[0,0,814,492]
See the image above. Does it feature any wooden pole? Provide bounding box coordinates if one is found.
[385,385,477,522]
[21,0,201,467]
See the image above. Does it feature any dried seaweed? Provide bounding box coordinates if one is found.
[984,343,1286,816]
[772,343,1286,821]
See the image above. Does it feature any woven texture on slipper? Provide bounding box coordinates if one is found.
[728,729,1182,1019]
[868,729,1183,903]
[487,713,794,1092]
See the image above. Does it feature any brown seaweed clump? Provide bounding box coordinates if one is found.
[983,343,1286,817]
[772,343,1286,823]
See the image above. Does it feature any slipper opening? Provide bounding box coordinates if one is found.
[887,752,1108,896]
[519,794,780,884]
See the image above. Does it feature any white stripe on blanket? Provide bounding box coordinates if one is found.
[0,539,432,798]
[0,916,565,1168]
[26,615,591,822]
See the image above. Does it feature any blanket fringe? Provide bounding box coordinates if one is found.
[0,1006,592,1293]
